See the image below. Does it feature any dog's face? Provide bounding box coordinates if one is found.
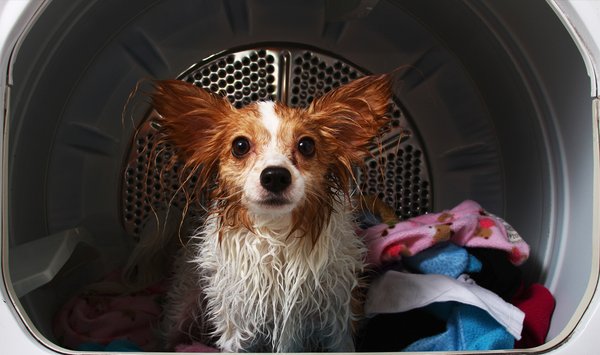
[151,75,390,237]
[223,101,318,216]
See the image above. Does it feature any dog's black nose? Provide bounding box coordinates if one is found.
[260,167,292,193]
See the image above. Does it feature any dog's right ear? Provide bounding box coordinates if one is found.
[151,80,233,169]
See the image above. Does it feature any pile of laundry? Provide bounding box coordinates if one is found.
[355,200,555,352]
[53,200,555,352]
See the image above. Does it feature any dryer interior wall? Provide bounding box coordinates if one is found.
[4,0,593,348]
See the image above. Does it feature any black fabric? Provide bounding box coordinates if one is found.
[355,309,446,352]
[467,248,523,302]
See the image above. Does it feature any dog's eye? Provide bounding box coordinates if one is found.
[298,137,315,157]
[232,137,251,158]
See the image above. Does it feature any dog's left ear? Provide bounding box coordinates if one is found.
[308,74,391,164]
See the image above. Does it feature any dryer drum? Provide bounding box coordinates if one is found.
[1,0,596,353]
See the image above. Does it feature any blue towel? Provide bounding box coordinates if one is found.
[403,303,515,351]
[403,243,482,278]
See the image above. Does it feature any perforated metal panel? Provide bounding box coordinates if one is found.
[184,49,280,108]
[122,46,432,237]
[123,119,201,239]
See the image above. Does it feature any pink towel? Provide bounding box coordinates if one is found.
[176,342,220,352]
[53,271,165,351]
[363,200,529,266]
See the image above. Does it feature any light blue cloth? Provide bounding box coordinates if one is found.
[403,242,482,278]
[403,303,515,351]
[77,339,142,352]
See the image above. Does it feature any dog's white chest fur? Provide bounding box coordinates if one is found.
[192,201,364,352]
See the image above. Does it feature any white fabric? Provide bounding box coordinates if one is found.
[365,271,524,339]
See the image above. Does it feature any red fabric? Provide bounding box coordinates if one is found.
[512,283,555,348]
